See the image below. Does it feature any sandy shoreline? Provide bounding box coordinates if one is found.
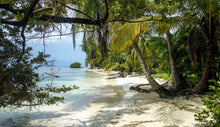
[86,68,204,127]
[0,68,204,127]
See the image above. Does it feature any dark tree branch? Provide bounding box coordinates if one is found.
[0,0,106,26]
[17,26,26,63]
[0,3,24,14]
[36,15,101,25]
[0,15,102,26]
[26,28,99,39]
[16,0,39,63]
[103,0,109,21]
[22,0,39,24]
[0,19,24,26]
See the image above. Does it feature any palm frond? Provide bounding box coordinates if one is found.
[110,21,141,54]
[71,24,78,49]
[110,16,169,54]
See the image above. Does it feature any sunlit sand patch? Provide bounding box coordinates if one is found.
[112,102,199,127]
[87,103,106,117]
[91,73,202,127]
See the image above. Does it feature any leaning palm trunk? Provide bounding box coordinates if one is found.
[166,31,187,90]
[133,42,174,98]
[133,43,161,90]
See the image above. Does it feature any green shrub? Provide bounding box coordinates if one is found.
[195,79,220,127]
[152,73,172,82]
[70,62,81,68]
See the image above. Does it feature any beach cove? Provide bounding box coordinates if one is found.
[0,67,204,127]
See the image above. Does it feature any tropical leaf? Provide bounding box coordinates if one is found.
[111,22,141,54]
[110,16,170,54]
[71,24,78,49]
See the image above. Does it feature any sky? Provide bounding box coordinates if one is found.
[28,32,86,67]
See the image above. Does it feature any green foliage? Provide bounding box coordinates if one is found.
[0,0,13,4]
[195,79,220,127]
[186,74,200,85]
[152,73,172,82]
[102,52,129,72]
[47,85,79,93]
[70,62,81,68]
[81,34,102,68]
[15,12,25,21]
[142,36,170,73]
[109,0,153,19]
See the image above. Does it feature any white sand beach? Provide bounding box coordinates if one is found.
[86,69,204,127]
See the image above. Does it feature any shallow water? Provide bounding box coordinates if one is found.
[0,67,125,127]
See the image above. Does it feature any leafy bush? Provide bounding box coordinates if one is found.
[152,73,172,82]
[70,62,81,68]
[195,79,220,127]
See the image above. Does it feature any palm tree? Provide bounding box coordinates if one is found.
[179,0,220,93]
[111,19,174,97]
[151,0,219,92]
[133,41,163,90]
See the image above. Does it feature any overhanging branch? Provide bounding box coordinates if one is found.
[0,3,24,14]
[103,0,109,21]
[36,15,101,25]
[27,28,99,40]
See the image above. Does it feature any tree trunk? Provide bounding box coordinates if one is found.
[133,42,174,98]
[98,24,108,59]
[166,30,187,90]
[133,42,161,90]
[146,63,152,74]
[192,12,219,93]
[192,39,213,93]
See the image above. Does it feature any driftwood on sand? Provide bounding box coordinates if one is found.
[129,81,170,94]
[129,84,152,93]
[107,72,128,79]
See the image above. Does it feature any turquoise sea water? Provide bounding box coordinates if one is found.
[0,67,125,127]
